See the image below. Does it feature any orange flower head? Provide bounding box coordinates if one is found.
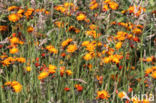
[118,92,125,99]
[64,87,70,91]
[68,26,80,34]
[16,57,26,63]
[108,1,118,10]
[89,1,99,10]
[10,47,19,54]
[89,24,98,30]
[8,13,20,22]
[65,70,72,76]
[38,72,49,80]
[10,37,20,44]
[25,66,32,72]
[49,65,57,70]
[66,44,77,53]
[60,66,65,77]
[81,41,90,47]
[112,56,120,64]
[11,81,22,93]
[76,13,86,21]
[17,9,25,14]
[132,28,142,35]
[54,21,64,28]
[104,0,111,4]
[48,65,57,74]
[151,71,156,79]
[118,91,130,100]
[152,66,156,70]
[0,26,7,31]
[145,68,153,74]
[83,53,92,61]
[4,81,12,86]
[75,84,83,92]
[8,6,19,11]
[96,90,110,100]
[102,57,111,64]
[27,26,34,33]
[45,45,58,54]
[102,4,109,11]
[146,57,153,62]
[61,38,73,48]
[115,42,122,50]
[64,2,73,7]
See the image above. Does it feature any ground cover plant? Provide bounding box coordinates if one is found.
[0,0,156,103]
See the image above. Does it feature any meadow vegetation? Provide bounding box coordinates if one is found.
[0,0,156,103]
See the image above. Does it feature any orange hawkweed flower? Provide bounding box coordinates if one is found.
[104,0,111,4]
[25,66,32,72]
[76,13,86,21]
[16,57,26,63]
[96,90,110,100]
[61,52,66,57]
[152,66,156,70]
[38,71,49,80]
[4,81,12,86]
[102,4,109,11]
[133,36,140,42]
[89,0,99,10]
[4,81,22,93]
[8,6,19,11]
[61,38,73,48]
[83,53,92,61]
[81,41,90,47]
[54,21,64,28]
[132,28,142,35]
[10,37,20,44]
[64,87,70,91]
[48,65,57,74]
[66,44,77,53]
[24,8,34,18]
[27,26,34,33]
[8,13,20,22]
[151,71,156,79]
[89,24,98,30]
[68,26,80,34]
[145,57,153,62]
[115,42,122,50]
[10,47,19,54]
[108,1,118,10]
[11,81,22,93]
[131,66,135,70]
[60,66,65,77]
[145,68,153,74]
[45,45,58,54]
[17,9,25,14]
[115,31,127,41]
[75,84,83,92]
[1,57,16,66]
[63,2,73,7]
[126,5,146,16]
[111,56,120,64]
[96,75,103,84]
[49,65,57,70]
[65,70,72,76]
[102,57,111,63]
[118,92,125,98]
[0,26,7,31]
[118,91,130,100]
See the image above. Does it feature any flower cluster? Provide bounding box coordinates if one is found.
[3,81,22,93]
[8,6,50,22]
